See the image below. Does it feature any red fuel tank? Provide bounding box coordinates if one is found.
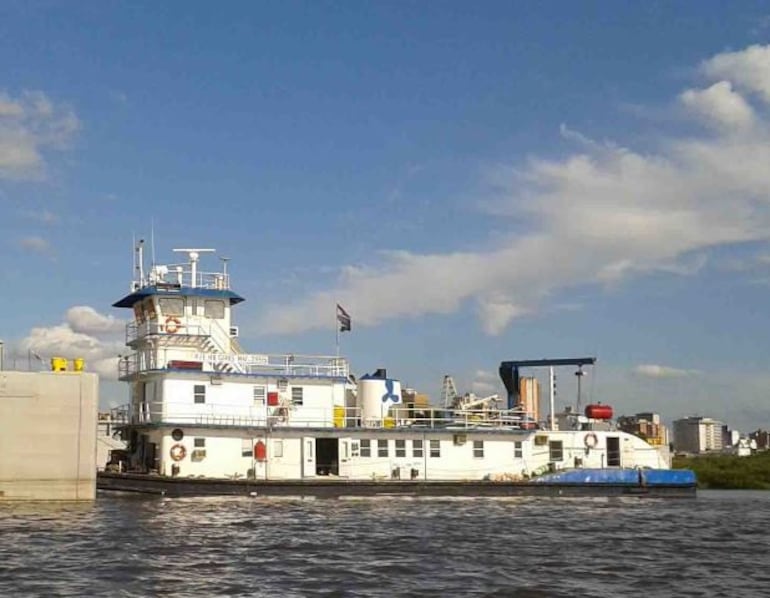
[585,404,613,420]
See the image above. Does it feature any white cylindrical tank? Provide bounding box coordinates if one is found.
[359,375,402,426]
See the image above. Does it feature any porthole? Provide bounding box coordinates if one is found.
[171,428,184,441]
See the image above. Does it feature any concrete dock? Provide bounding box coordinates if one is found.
[0,370,98,501]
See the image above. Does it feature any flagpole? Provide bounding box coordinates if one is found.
[335,307,340,357]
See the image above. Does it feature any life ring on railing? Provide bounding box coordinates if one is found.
[584,432,598,449]
[165,316,182,334]
[170,443,187,461]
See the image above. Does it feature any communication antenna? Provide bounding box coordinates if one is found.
[173,248,215,288]
[150,219,156,269]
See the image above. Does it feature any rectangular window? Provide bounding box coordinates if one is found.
[351,440,360,457]
[395,439,406,457]
[429,439,441,458]
[412,439,424,458]
[253,385,266,406]
[158,297,184,316]
[242,439,252,457]
[473,440,484,459]
[378,439,388,458]
[291,387,304,406]
[514,441,523,459]
[204,299,225,319]
[360,439,371,458]
[549,440,564,462]
[194,384,206,404]
[273,440,283,458]
[194,438,206,448]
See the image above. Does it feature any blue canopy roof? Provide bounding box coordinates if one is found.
[113,285,245,308]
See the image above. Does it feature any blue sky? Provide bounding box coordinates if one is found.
[3,1,770,432]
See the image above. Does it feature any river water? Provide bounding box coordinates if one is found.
[1,490,768,597]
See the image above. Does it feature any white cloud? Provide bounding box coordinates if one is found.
[633,364,698,378]
[257,44,770,336]
[680,81,755,130]
[0,90,79,180]
[701,44,770,102]
[17,235,50,254]
[16,306,127,379]
[66,306,125,335]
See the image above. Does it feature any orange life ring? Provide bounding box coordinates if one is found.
[584,433,598,449]
[170,443,187,461]
[165,316,182,334]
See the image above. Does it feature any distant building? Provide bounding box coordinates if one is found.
[721,425,740,449]
[749,429,770,451]
[617,412,669,447]
[673,417,724,454]
[519,376,540,422]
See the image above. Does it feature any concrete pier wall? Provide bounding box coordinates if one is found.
[0,371,98,501]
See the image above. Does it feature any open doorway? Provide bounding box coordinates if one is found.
[316,438,339,476]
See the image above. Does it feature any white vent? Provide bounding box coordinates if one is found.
[229,326,239,337]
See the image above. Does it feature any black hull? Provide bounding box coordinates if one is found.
[97,472,696,498]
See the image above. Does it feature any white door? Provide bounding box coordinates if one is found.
[302,436,316,478]
[338,438,352,478]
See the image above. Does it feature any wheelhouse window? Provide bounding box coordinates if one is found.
[378,439,388,458]
[549,440,564,462]
[291,387,304,406]
[158,297,184,316]
[473,440,484,459]
[395,439,406,457]
[429,439,441,458]
[194,384,206,404]
[412,439,424,458]
[360,439,371,457]
[204,299,225,319]
[514,441,523,459]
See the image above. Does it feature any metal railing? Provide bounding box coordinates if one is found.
[118,349,349,379]
[193,352,349,377]
[116,402,540,431]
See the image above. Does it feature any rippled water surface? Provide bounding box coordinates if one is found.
[1,491,769,597]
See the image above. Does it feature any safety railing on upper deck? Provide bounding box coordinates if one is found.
[118,402,539,431]
[117,350,348,379]
[193,352,349,378]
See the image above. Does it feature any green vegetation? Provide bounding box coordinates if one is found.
[673,451,770,489]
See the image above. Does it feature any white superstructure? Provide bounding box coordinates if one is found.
[113,244,671,482]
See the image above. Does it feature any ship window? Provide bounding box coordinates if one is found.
[273,440,283,458]
[291,387,304,406]
[514,441,523,459]
[360,439,371,457]
[159,297,184,316]
[241,439,252,457]
[194,384,206,404]
[204,299,225,319]
[194,438,206,448]
[378,439,388,457]
[412,439,424,458]
[549,440,564,462]
[133,304,145,324]
[395,439,406,457]
[253,385,266,406]
[351,440,360,457]
[429,439,441,458]
[473,440,484,459]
